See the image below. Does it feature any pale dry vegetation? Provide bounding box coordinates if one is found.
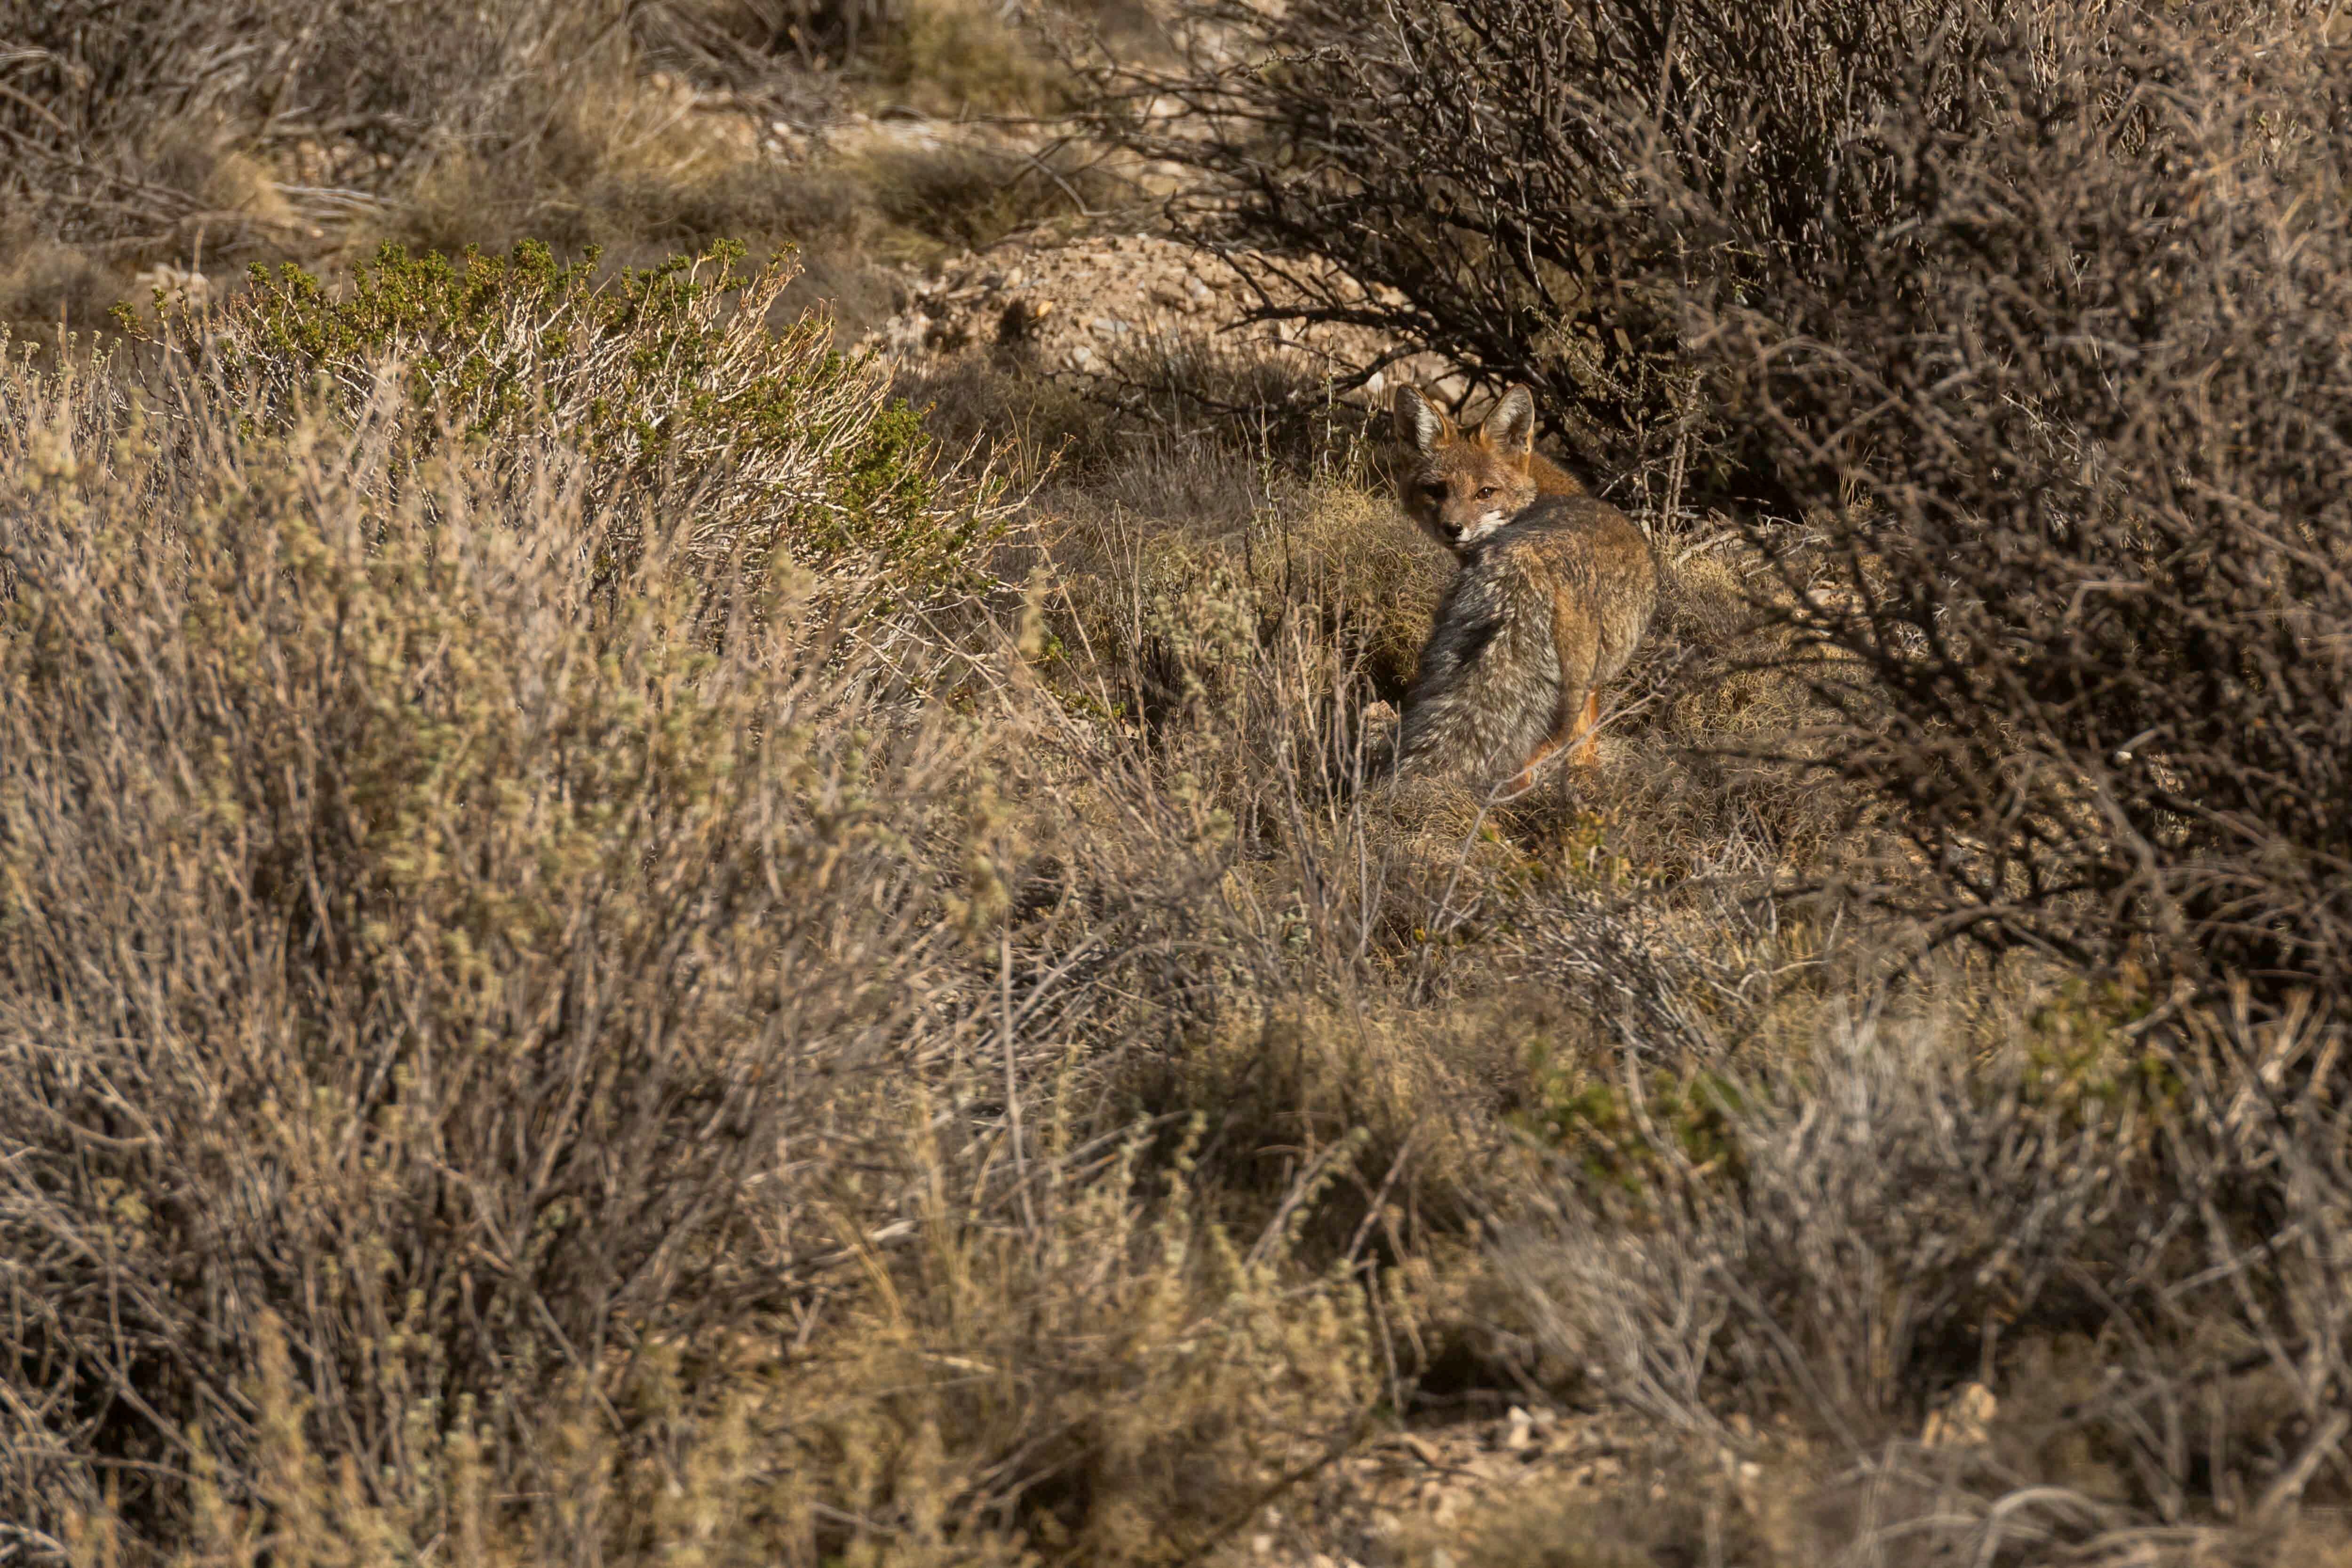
[5,0,2352,1565]
[0,0,1134,341]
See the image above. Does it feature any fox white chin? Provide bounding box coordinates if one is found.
[1457,509,1511,545]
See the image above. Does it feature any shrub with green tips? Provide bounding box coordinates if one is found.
[142,239,1007,606]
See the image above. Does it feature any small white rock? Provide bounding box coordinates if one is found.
[1501,1405,1535,1451]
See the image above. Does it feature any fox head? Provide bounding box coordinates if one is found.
[1392,383,1545,557]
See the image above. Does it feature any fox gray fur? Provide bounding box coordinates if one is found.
[1395,491,1660,791]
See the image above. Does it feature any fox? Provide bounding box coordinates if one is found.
[1392,382,1585,557]
[1390,384,1658,792]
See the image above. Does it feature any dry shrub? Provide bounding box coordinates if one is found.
[0,268,1383,1561]
[856,140,1125,255]
[1665,9,2352,1012]
[0,0,631,254]
[0,349,971,1536]
[1502,996,2352,1562]
[1513,1016,2136,1442]
[747,1121,1372,1562]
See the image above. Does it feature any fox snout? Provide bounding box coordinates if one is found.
[1416,499,1514,551]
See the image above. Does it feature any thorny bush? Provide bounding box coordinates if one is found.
[1671,9,2352,1013]
[1104,0,2352,1013]
[1077,0,2078,510]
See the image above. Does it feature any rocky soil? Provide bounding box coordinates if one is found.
[1244,1381,2002,1567]
[1248,1403,1653,1567]
[857,231,1469,405]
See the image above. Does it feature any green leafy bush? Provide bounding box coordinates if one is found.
[1526,1067,1747,1196]
[145,239,1004,602]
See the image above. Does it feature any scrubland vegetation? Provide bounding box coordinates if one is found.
[3,1,2351,1565]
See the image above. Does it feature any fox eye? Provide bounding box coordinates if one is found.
[1422,484,1447,501]
[1475,486,1499,500]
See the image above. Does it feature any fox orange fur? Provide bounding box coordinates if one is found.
[1392,383,1584,557]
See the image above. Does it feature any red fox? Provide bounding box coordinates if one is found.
[1391,384,1658,791]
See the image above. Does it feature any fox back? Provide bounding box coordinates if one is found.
[1393,383,1584,559]
[1396,493,1659,787]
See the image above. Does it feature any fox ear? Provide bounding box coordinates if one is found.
[1482,384,1537,454]
[1393,385,1448,455]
